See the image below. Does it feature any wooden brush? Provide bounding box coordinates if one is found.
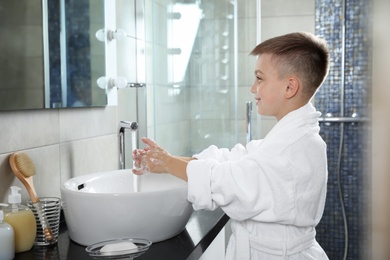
[9,152,54,241]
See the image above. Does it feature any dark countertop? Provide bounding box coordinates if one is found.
[15,208,229,260]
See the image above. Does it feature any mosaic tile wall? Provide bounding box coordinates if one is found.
[314,0,370,259]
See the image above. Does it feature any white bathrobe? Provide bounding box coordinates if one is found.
[187,103,328,259]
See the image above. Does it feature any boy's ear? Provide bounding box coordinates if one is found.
[285,77,300,99]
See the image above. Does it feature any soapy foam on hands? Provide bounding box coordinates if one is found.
[133,149,150,174]
[133,141,169,174]
[144,145,169,172]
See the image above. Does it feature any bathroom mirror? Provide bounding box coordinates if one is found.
[0,0,106,111]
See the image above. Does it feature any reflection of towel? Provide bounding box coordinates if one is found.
[187,103,328,259]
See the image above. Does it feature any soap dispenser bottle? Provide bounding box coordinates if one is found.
[3,186,37,253]
[0,204,14,260]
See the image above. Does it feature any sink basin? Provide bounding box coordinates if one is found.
[61,170,193,246]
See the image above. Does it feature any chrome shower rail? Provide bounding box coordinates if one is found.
[318,117,369,123]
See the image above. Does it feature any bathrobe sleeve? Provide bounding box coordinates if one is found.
[192,143,248,162]
[187,146,297,223]
[192,140,263,162]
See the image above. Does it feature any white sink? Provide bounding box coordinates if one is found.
[61,170,193,246]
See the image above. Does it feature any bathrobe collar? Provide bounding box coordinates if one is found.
[260,103,321,148]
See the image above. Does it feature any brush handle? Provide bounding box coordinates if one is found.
[33,202,54,241]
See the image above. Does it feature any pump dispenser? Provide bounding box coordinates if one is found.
[3,186,36,253]
[0,204,14,260]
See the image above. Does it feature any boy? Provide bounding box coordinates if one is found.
[133,32,329,259]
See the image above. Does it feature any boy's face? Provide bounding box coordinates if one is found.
[250,53,289,121]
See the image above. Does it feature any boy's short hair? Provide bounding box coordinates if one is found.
[250,32,330,99]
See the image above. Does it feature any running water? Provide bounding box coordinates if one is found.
[131,130,138,193]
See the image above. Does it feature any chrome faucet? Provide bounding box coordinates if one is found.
[118,121,139,169]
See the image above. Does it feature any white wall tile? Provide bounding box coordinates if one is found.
[59,106,117,142]
[60,134,118,184]
[0,110,59,154]
[26,145,61,199]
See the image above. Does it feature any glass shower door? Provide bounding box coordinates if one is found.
[148,0,239,156]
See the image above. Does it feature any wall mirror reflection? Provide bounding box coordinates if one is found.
[0,0,106,111]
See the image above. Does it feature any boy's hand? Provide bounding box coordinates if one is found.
[132,138,172,175]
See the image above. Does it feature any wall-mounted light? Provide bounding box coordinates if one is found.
[97,76,128,89]
[95,28,128,42]
[97,77,146,90]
